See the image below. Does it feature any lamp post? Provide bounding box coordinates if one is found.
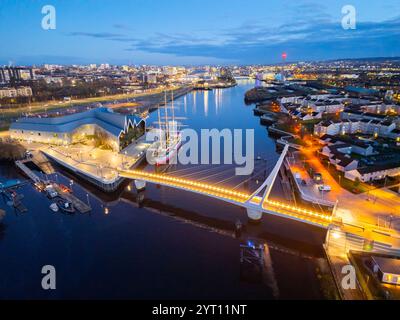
[86,193,91,208]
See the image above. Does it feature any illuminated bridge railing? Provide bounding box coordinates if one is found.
[119,169,249,203]
[119,169,333,226]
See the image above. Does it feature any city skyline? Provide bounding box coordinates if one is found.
[1,0,400,66]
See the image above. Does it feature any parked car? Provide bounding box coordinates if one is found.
[318,185,331,192]
[313,173,323,183]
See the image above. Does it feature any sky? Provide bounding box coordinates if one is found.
[0,0,399,65]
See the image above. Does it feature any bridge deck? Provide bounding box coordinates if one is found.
[119,169,332,227]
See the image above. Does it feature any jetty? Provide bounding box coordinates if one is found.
[15,160,41,184]
[15,156,91,214]
[52,184,91,213]
[1,189,27,212]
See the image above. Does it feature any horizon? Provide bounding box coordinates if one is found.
[1,0,400,66]
[3,55,400,68]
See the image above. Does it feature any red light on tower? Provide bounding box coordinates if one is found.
[281,52,287,62]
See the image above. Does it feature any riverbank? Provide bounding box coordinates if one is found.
[0,85,193,131]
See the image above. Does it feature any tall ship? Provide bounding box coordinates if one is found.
[149,91,182,165]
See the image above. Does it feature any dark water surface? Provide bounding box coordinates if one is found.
[0,80,328,299]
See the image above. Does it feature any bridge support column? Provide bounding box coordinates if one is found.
[246,208,262,222]
[134,179,146,191]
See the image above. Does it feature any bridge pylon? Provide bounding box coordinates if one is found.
[245,144,289,221]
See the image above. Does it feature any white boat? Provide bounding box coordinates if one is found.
[49,203,59,212]
[152,133,182,165]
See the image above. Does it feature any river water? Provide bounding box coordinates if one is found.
[0,80,330,299]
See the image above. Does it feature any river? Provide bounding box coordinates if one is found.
[0,79,332,299]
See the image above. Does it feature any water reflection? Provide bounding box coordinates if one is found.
[204,90,209,117]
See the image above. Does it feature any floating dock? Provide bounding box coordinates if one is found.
[15,160,41,183]
[52,184,91,214]
[1,189,27,213]
[15,157,91,214]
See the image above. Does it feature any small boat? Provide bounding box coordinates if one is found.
[49,203,59,212]
[59,184,72,193]
[45,186,58,199]
[260,114,276,125]
[57,199,75,214]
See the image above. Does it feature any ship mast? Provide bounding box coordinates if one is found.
[171,90,176,138]
[164,91,169,144]
[157,103,162,142]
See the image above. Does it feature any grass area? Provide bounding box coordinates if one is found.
[291,137,308,147]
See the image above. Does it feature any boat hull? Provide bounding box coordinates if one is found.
[155,140,182,165]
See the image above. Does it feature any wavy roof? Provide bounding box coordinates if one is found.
[11,107,144,137]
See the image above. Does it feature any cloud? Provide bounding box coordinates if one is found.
[132,16,400,62]
[67,31,139,43]
[68,32,124,39]
[66,12,400,64]
[113,23,132,30]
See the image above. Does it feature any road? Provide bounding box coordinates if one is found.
[300,148,400,231]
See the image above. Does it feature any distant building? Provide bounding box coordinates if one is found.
[345,162,400,182]
[321,143,360,172]
[289,109,322,121]
[0,67,34,84]
[145,72,158,84]
[0,86,32,99]
[314,118,397,139]
[10,107,146,152]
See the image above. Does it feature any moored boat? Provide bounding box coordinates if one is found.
[49,203,59,212]
[150,91,183,165]
[57,199,75,214]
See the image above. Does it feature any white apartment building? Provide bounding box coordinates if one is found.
[345,163,400,182]
[0,86,32,99]
[314,119,396,138]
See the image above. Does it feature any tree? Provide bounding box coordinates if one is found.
[0,141,26,160]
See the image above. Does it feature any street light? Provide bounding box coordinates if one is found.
[86,193,91,208]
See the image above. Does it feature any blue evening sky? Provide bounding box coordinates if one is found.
[0,0,399,65]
